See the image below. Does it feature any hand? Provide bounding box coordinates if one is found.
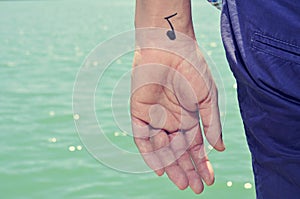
[130,39,225,194]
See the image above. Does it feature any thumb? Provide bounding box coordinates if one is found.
[198,83,225,151]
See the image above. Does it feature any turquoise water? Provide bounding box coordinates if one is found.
[0,0,255,198]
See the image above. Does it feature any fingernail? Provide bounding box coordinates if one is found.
[155,170,164,176]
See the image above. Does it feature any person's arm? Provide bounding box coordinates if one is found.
[131,0,225,194]
[135,0,195,38]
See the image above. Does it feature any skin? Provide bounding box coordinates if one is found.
[131,0,225,194]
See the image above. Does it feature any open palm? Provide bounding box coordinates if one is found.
[131,46,225,194]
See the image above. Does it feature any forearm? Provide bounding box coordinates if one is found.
[135,0,195,38]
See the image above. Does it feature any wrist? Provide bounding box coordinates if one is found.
[135,0,195,38]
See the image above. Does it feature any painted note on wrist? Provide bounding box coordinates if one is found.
[164,13,177,40]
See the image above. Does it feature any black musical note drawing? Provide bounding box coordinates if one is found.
[164,13,177,40]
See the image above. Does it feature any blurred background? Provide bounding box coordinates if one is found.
[0,0,255,198]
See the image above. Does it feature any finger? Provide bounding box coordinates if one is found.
[185,125,215,186]
[153,132,189,190]
[150,129,167,176]
[165,164,189,190]
[191,148,214,186]
[169,132,204,194]
[177,151,204,194]
[198,83,225,151]
[132,118,163,174]
[180,156,204,194]
[188,169,204,194]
